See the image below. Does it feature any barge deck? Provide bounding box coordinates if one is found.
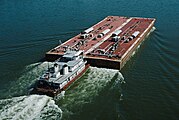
[46,16,156,70]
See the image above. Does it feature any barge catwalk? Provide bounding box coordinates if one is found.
[46,16,156,70]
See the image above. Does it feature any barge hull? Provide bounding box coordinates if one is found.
[85,57,121,69]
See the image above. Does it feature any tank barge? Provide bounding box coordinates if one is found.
[46,16,156,70]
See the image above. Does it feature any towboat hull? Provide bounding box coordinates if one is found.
[30,64,90,97]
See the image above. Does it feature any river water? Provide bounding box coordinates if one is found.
[0,0,179,120]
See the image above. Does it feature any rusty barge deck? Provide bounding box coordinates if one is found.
[46,16,156,70]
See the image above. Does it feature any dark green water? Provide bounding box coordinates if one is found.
[0,0,179,120]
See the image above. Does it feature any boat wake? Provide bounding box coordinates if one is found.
[0,62,125,120]
[0,62,53,98]
[58,66,125,119]
[0,95,62,120]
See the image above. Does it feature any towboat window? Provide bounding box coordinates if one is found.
[59,57,72,62]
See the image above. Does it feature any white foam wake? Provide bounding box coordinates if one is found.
[0,62,54,98]
[0,63,125,120]
[0,95,62,120]
[60,67,124,118]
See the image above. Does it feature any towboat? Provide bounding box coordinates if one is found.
[30,50,90,97]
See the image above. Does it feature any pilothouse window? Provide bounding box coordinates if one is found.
[59,57,72,62]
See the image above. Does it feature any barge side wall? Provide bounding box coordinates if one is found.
[120,20,155,69]
[85,57,121,69]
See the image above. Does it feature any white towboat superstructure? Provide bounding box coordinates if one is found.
[30,50,90,97]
